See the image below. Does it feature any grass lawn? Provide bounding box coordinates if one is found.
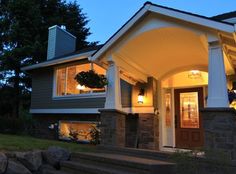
[0,133,95,152]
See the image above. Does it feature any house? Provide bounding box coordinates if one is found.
[22,2,236,152]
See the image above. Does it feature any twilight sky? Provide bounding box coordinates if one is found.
[73,0,236,44]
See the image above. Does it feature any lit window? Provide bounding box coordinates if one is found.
[180,92,199,128]
[56,63,106,96]
[59,121,98,143]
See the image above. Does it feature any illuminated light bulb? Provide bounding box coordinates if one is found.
[77,84,85,90]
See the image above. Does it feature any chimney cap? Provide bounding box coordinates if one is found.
[48,25,76,39]
[60,25,66,30]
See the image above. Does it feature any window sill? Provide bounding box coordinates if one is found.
[52,92,106,100]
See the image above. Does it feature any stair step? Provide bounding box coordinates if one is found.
[96,145,172,161]
[62,161,137,174]
[69,152,175,174]
[44,169,69,174]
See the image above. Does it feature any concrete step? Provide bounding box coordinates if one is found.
[43,169,69,174]
[68,152,175,174]
[96,145,172,161]
[62,161,137,174]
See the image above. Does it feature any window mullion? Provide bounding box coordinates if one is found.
[65,67,68,95]
[90,63,93,93]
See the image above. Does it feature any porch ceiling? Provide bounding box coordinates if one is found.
[116,27,208,79]
[219,32,236,66]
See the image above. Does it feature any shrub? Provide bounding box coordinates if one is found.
[0,116,36,135]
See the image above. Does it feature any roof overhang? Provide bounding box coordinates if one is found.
[21,50,95,71]
[91,2,236,62]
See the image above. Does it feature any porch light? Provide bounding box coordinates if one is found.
[188,70,202,79]
[232,82,236,93]
[76,84,86,90]
[138,88,145,104]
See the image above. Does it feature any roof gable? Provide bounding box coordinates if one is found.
[91,2,235,61]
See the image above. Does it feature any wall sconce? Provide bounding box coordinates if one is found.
[138,88,145,104]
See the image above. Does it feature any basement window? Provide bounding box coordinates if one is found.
[59,121,97,143]
[55,63,106,97]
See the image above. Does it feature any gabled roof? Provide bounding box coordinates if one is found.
[91,2,236,61]
[212,11,236,21]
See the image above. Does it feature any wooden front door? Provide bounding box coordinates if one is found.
[174,87,204,149]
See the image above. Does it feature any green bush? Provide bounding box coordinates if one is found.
[0,116,36,135]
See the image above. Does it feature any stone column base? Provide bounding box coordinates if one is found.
[201,108,236,160]
[99,109,126,147]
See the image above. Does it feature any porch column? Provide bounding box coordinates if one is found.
[99,60,125,147]
[207,45,229,107]
[104,61,122,110]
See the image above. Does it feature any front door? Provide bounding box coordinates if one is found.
[174,87,204,148]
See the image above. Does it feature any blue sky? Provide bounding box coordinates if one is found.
[73,0,236,44]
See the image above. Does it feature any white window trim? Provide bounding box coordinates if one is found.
[53,92,106,100]
[52,63,106,99]
[30,108,101,114]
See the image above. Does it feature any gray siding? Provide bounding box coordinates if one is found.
[121,79,132,107]
[31,67,105,109]
[47,26,76,60]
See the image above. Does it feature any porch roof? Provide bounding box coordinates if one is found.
[90,2,236,62]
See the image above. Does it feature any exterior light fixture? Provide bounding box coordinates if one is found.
[232,82,236,93]
[138,88,145,104]
[188,70,202,79]
[76,84,85,90]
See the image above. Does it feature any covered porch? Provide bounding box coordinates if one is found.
[90,3,236,152]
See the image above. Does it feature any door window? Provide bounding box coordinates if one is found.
[180,92,199,128]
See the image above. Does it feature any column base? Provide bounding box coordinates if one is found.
[201,108,236,160]
[99,109,127,147]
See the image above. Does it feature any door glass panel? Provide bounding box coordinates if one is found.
[180,92,199,128]
[165,93,172,127]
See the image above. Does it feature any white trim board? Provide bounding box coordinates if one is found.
[123,107,155,114]
[30,107,155,114]
[30,108,101,114]
[21,50,95,71]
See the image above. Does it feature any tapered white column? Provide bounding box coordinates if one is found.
[207,46,229,107]
[105,61,122,110]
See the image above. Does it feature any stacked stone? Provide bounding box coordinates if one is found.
[0,146,70,174]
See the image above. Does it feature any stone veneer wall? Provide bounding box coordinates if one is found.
[201,108,236,160]
[125,114,138,148]
[99,109,126,147]
[137,113,159,150]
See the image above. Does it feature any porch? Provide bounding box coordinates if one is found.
[90,3,236,156]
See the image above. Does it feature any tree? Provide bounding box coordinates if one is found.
[0,0,95,117]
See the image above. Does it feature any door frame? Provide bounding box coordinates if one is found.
[174,87,204,149]
[160,85,207,151]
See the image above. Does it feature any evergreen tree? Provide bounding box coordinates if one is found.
[0,0,95,117]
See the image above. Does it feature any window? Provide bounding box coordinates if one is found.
[59,121,98,143]
[56,63,106,96]
[180,92,199,128]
